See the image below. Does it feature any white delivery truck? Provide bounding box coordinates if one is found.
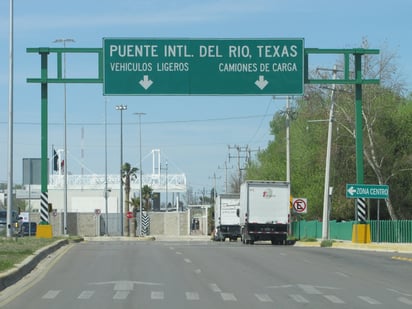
[214,193,241,241]
[239,181,290,245]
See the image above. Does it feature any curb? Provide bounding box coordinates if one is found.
[295,241,412,253]
[0,239,69,292]
[391,256,412,262]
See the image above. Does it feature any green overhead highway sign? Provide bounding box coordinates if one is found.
[103,38,304,95]
[346,184,389,199]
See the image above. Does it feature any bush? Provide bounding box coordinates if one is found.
[299,237,317,242]
[320,240,333,247]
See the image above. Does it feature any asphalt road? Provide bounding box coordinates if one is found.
[1,240,412,308]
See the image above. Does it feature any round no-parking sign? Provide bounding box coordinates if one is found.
[292,198,307,214]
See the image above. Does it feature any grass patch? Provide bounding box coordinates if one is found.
[299,237,318,242]
[0,237,60,272]
[320,239,334,247]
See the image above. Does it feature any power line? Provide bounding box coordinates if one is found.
[0,113,273,126]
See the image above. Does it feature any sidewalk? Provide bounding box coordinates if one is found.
[295,240,412,254]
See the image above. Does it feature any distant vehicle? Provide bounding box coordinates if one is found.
[0,210,20,226]
[214,194,241,241]
[18,222,37,236]
[239,181,290,245]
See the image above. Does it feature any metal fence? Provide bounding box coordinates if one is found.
[291,220,412,243]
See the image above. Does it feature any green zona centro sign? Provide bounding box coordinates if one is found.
[346,184,389,199]
[103,38,304,95]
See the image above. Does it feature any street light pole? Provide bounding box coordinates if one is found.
[104,98,109,235]
[134,112,146,236]
[165,160,168,211]
[6,0,14,238]
[116,105,127,236]
[53,38,75,236]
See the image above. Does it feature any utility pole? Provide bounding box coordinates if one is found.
[321,66,338,240]
[285,97,291,183]
[209,172,221,201]
[228,145,249,191]
[310,66,340,240]
[218,161,233,193]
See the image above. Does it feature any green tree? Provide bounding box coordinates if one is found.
[122,162,138,236]
[245,41,412,220]
[130,196,140,214]
[141,185,153,211]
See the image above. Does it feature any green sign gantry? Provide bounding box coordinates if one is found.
[26,44,380,226]
[346,184,389,199]
[103,38,304,95]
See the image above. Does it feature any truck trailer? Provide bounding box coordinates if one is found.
[239,181,290,245]
[214,193,241,241]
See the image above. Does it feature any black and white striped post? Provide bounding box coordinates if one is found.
[356,198,367,223]
[40,192,49,223]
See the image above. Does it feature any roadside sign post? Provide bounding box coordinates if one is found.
[346,184,388,244]
[292,198,307,214]
[346,184,389,199]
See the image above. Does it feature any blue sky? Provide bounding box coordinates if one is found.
[1,0,411,195]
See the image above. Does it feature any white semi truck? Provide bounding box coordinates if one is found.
[239,181,290,245]
[214,193,241,241]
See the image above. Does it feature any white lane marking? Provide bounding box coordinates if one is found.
[78,290,95,299]
[151,291,164,300]
[91,280,162,288]
[387,288,412,297]
[114,281,134,290]
[266,284,293,289]
[398,297,412,305]
[169,247,174,250]
[186,292,200,300]
[358,296,381,304]
[184,258,192,263]
[298,284,322,294]
[290,294,309,303]
[209,283,222,292]
[335,271,350,278]
[42,290,60,299]
[113,291,129,300]
[194,268,202,274]
[221,293,237,301]
[255,293,273,302]
[175,251,182,255]
[324,295,345,304]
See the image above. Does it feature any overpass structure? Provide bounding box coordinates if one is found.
[49,149,187,193]
[48,173,186,192]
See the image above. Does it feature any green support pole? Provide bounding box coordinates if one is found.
[40,50,49,223]
[354,53,364,224]
[353,53,369,243]
[354,53,364,185]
